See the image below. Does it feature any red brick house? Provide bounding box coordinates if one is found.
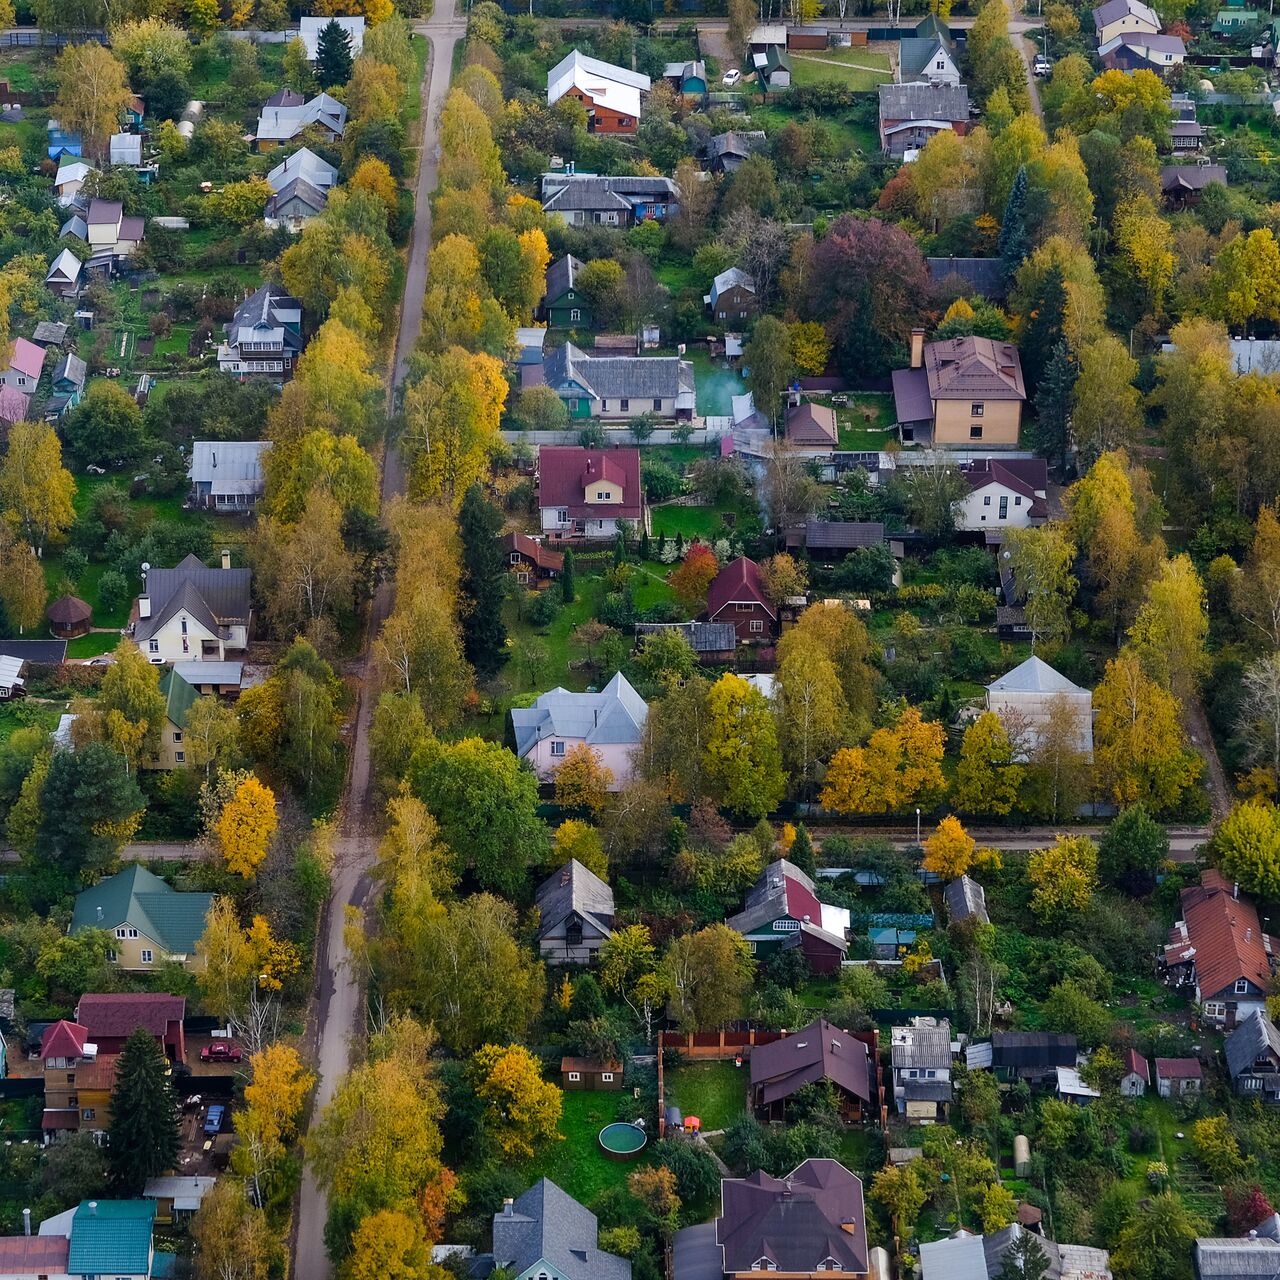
[546,50,650,135]
[706,556,777,643]
[74,993,187,1063]
[502,532,564,586]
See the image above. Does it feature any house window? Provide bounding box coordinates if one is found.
[180,617,187,635]
[570,308,581,322]
[517,571,530,584]
[999,496,1008,519]
[116,928,126,938]
[567,1072,580,1082]
[1205,1001,1226,1018]
[602,1072,614,1082]
[970,425,983,440]
[597,490,609,500]
[107,949,116,962]
[141,949,153,963]
[1014,496,1022,506]
[621,398,631,411]
[149,639,159,653]
[82,1108,94,1121]
[175,751,185,763]
[653,398,662,410]
[551,741,566,757]
[983,495,991,506]
[936,59,946,69]
[971,403,984,416]
[173,731,183,743]
[557,509,569,525]
[736,602,752,612]
[1236,979,1250,994]
[510,552,522,564]
[750,620,764,633]
[128,928,138,938]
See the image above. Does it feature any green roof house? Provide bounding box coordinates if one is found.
[68,1199,156,1279]
[753,44,792,92]
[72,865,215,974]
[145,669,199,771]
[1212,6,1260,30]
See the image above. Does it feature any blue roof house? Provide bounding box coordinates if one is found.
[68,1200,156,1279]
[47,120,83,160]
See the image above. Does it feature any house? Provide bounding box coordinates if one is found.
[84,199,145,263]
[46,596,92,639]
[45,248,83,299]
[1056,1065,1101,1103]
[143,669,199,770]
[673,1159,868,1280]
[635,621,739,664]
[1160,163,1227,208]
[541,254,591,329]
[33,321,69,347]
[540,173,678,226]
[534,859,616,963]
[1098,31,1187,71]
[1093,0,1160,44]
[125,93,145,128]
[45,352,88,418]
[254,91,347,149]
[40,1020,116,1139]
[752,1022,874,1121]
[1154,1056,1203,1098]
[705,268,758,324]
[1196,1235,1280,1280]
[560,1057,623,1090]
[264,176,328,230]
[537,445,647,540]
[46,120,82,160]
[188,441,271,510]
[752,44,793,91]
[490,1178,630,1280]
[0,639,66,666]
[706,557,777,644]
[891,1020,953,1121]
[892,330,1025,447]
[922,1225,1112,1280]
[540,343,695,422]
[143,1177,218,1223]
[788,24,831,48]
[704,130,767,174]
[219,283,303,379]
[664,59,707,96]
[1169,120,1206,153]
[986,656,1094,758]
[726,859,851,972]
[513,673,647,787]
[0,655,23,700]
[1213,5,1261,32]
[971,1032,1078,1084]
[944,874,989,926]
[785,521,887,557]
[60,213,88,246]
[546,50,650,133]
[74,993,186,1061]
[1120,1047,1149,1097]
[299,14,365,60]
[1226,1011,1280,1101]
[72,867,213,973]
[266,146,338,194]
[958,457,1048,530]
[52,1200,158,1280]
[54,159,95,206]
[502,532,564,585]
[878,82,970,157]
[172,660,244,696]
[0,1235,70,1277]
[785,401,838,448]
[926,256,1008,299]
[3,338,45,393]
[133,551,252,663]
[899,13,962,84]
[1162,870,1278,1027]
[108,132,143,168]
[0,386,29,431]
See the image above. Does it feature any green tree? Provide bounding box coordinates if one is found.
[1033,340,1076,470]
[561,549,575,604]
[1072,334,1142,465]
[107,1028,179,1194]
[663,924,754,1032]
[1042,977,1112,1047]
[1004,524,1077,650]
[282,35,315,93]
[997,1232,1051,1280]
[62,381,145,468]
[315,18,355,88]
[1111,1193,1204,1280]
[1098,805,1168,893]
[997,164,1029,280]
[83,642,167,772]
[744,317,795,433]
[703,674,786,818]
[1212,800,1280,900]
[952,711,1023,816]
[458,484,507,676]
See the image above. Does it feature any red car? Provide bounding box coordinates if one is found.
[200,1043,243,1063]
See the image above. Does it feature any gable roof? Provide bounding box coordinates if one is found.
[537,445,644,519]
[790,520,885,550]
[493,1178,630,1280]
[717,1159,867,1274]
[785,401,838,446]
[503,531,564,572]
[75,992,186,1040]
[255,91,347,142]
[541,173,677,214]
[266,146,338,193]
[1154,1056,1202,1079]
[924,335,1025,401]
[0,638,66,664]
[987,656,1086,695]
[899,36,956,79]
[878,81,970,123]
[1196,1236,1280,1280]
[945,874,989,925]
[135,554,252,644]
[1122,1047,1150,1083]
[72,864,214,956]
[707,556,775,620]
[1165,872,1277,1002]
[892,1024,952,1070]
[534,860,615,938]
[266,175,328,215]
[158,668,199,732]
[0,1235,69,1272]
[546,49,650,119]
[1226,1011,1280,1078]
[52,352,87,388]
[46,248,82,285]
[964,457,1047,502]
[1093,0,1159,29]
[706,130,767,161]
[750,1019,873,1105]
[635,620,739,653]
[512,671,648,758]
[921,1231,987,1280]
[990,1032,1078,1068]
[541,342,694,407]
[68,1200,155,1276]
[188,441,270,492]
[1099,30,1186,55]
[709,266,756,304]
[728,858,826,935]
[9,337,45,379]
[1161,163,1227,193]
[544,253,584,302]
[86,198,121,228]
[109,132,143,166]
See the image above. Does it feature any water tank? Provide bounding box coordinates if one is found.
[1198,78,1215,92]
[1014,1134,1031,1177]
[869,1246,892,1280]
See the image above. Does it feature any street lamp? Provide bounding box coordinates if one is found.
[916,807,921,844]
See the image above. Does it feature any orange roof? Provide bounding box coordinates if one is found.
[1170,874,1276,1002]
[74,1054,119,1091]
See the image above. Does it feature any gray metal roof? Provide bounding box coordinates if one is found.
[135,554,251,644]
[266,146,337,193]
[173,661,243,687]
[1093,0,1158,28]
[672,1223,722,1280]
[892,1025,952,1070]
[1195,1238,1280,1280]
[988,656,1085,695]
[52,352,87,389]
[266,176,328,215]
[33,321,68,344]
[800,520,885,549]
[544,253,583,301]
[1226,1011,1280,1078]
[878,81,970,122]
[534,860,615,940]
[541,173,677,214]
[511,671,648,758]
[945,875,989,924]
[188,441,269,491]
[542,342,694,403]
[921,1232,987,1280]
[493,1179,630,1280]
[635,621,737,653]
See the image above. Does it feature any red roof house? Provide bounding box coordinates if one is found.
[75,993,187,1062]
[785,401,838,447]
[750,1020,875,1120]
[502,531,564,584]
[1154,1056,1203,1098]
[1120,1046,1150,1097]
[706,556,777,642]
[537,446,646,541]
[726,858,851,973]
[0,1236,70,1274]
[40,1019,89,1061]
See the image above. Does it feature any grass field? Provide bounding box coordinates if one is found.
[788,47,894,91]
[836,394,896,451]
[649,503,741,541]
[750,101,881,159]
[666,1063,747,1132]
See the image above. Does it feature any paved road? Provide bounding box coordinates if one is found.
[290,4,464,1277]
[807,824,1211,860]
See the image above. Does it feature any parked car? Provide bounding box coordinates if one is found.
[722,68,741,86]
[200,1042,243,1063]
[203,1104,225,1136]
[1033,54,1051,76]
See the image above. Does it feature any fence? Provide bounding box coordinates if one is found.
[500,427,727,446]
[0,28,107,46]
[0,83,52,106]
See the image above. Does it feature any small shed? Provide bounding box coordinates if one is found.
[560,1057,623,1091]
[46,595,92,639]
[1120,1047,1149,1097]
[1155,1056,1203,1098]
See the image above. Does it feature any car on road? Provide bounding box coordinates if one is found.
[203,1104,225,1136]
[200,1043,243,1063]
[722,68,741,86]
[1033,54,1051,76]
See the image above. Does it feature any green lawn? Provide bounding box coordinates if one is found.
[750,102,880,158]
[665,1063,748,1132]
[836,394,896,451]
[649,504,740,541]
[506,577,606,695]
[788,48,894,91]
[65,632,121,659]
[521,1089,651,1209]
[0,699,66,738]
[680,347,741,417]
[0,48,44,92]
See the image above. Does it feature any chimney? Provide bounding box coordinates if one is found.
[502,1198,514,1216]
[89,1202,97,1216]
[1235,882,1240,900]
[221,548,231,570]
[22,1208,30,1236]
[910,328,925,369]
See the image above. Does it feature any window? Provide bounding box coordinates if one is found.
[653,398,662,410]
[1205,1001,1226,1018]
[969,425,983,440]
[568,1073,581,1082]
[116,927,127,939]
[180,617,187,635]
[175,751,185,764]
[557,509,569,525]
[570,308,581,322]
[601,400,609,411]
[737,602,752,612]
[596,490,609,500]
[550,741,566,757]
[149,639,159,654]
[517,571,530,585]
[750,620,764,633]
[173,731,183,743]
[1014,495,1022,506]
[971,403,984,416]
[107,949,116,962]
[1236,979,1250,994]
[510,552,522,564]
[141,949,153,964]
[936,58,946,69]
[601,1072,614,1082]
[999,496,1008,519]
[983,495,991,507]
[82,1108,94,1121]
[621,398,631,411]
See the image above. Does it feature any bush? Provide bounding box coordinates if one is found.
[526,585,562,627]
[97,570,131,615]
[642,460,682,502]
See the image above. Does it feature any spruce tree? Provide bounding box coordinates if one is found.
[789,824,817,877]
[561,549,575,604]
[1019,264,1067,395]
[315,18,354,89]
[998,164,1030,282]
[1032,339,1077,472]
[107,1029,179,1195]
[458,484,508,675]
[997,1231,1051,1280]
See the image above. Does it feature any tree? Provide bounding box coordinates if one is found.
[316,18,355,87]
[1114,193,1174,318]
[553,745,614,815]
[1093,655,1200,813]
[953,712,1023,815]
[54,42,131,160]
[997,1231,1051,1280]
[871,1163,927,1236]
[1028,834,1098,919]
[636,629,696,684]
[904,456,969,542]
[438,88,503,192]
[108,1028,179,1194]
[62,381,144,468]
[1004,525,1077,650]
[703,674,786,818]
[0,422,76,556]
[282,35,315,93]
[1237,505,1280,649]
[1241,652,1280,788]
[923,815,976,879]
[192,1180,275,1280]
[457,485,507,676]
[243,1043,313,1154]
[998,165,1029,280]
[1071,335,1142,464]
[1111,1193,1204,1280]
[760,553,808,605]
[184,697,241,781]
[820,707,946,815]
[1034,340,1076,470]
[290,321,384,438]
[789,321,832,377]
[1192,1115,1244,1184]
[346,1211,432,1280]
[663,924,754,1032]
[745,317,795,432]
[470,1043,562,1160]
[600,924,665,1041]
[775,631,846,799]
[1212,800,1280,900]
[668,542,720,610]
[0,536,45,635]
[70,642,166,775]
[1127,554,1207,704]
[216,774,278,878]
[552,820,607,879]
[1209,229,1280,328]
[1098,805,1168,894]
[561,549,575,604]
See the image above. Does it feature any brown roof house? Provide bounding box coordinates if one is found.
[537,445,648,541]
[1161,163,1227,209]
[1154,1057,1202,1098]
[74,992,186,1062]
[785,401,838,449]
[502,532,564,586]
[750,1018,875,1121]
[672,1158,869,1279]
[46,595,92,639]
[1120,1047,1149,1097]
[892,331,1026,448]
[706,556,777,643]
[561,1056,623,1090]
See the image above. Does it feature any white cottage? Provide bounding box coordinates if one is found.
[985,656,1093,759]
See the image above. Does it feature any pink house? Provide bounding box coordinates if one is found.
[511,671,648,788]
[3,338,45,393]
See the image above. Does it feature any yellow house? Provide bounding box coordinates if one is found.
[71,864,214,973]
[39,1019,116,1137]
[1093,0,1160,47]
[144,668,198,771]
[891,330,1026,448]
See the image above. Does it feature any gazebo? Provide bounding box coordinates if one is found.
[46,595,92,639]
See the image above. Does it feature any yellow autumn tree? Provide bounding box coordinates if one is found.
[347,1211,433,1280]
[243,1043,314,1150]
[216,774,279,877]
[923,815,976,878]
[553,744,614,814]
[470,1043,563,1160]
[349,156,399,217]
[820,706,946,814]
[553,819,609,878]
[1028,834,1098,918]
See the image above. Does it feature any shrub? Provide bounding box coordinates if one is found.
[526,585,562,627]
[97,570,131,615]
